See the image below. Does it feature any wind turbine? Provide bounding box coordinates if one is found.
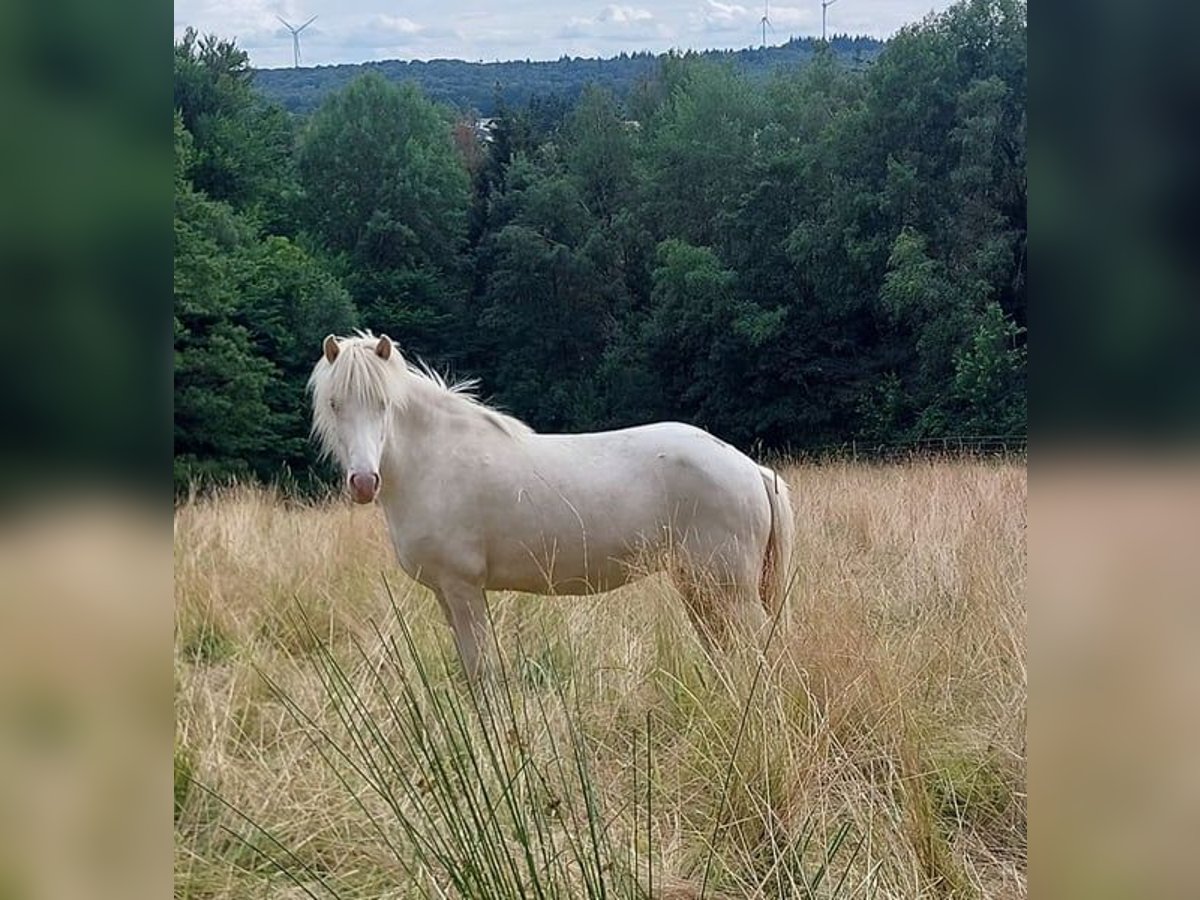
[760,0,772,48]
[277,14,317,68]
[821,0,840,43]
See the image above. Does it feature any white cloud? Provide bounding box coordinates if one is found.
[767,5,815,28]
[598,5,654,23]
[702,1,749,24]
[559,4,658,41]
[374,14,423,35]
[694,0,813,38]
[339,14,429,49]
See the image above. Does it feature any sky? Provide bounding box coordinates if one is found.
[173,1,955,70]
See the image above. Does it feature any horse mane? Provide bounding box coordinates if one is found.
[308,332,532,457]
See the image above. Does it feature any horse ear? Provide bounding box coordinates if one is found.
[322,335,340,363]
[375,335,393,361]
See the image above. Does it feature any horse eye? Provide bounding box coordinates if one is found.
[329,400,338,412]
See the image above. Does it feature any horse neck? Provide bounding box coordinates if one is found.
[381,378,458,469]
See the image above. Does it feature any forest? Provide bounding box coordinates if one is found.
[174,0,1026,491]
[252,35,885,115]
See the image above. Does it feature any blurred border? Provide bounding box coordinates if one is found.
[0,0,170,898]
[1035,0,1200,441]
[3,0,1199,895]
[1035,1,1200,897]
[0,0,169,505]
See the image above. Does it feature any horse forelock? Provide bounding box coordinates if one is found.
[308,332,532,454]
[307,335,400,459]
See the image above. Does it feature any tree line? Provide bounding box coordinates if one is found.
[253,35,884,116]
[174,0,1026,491]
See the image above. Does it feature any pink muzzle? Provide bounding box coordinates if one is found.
[348,472,380,504]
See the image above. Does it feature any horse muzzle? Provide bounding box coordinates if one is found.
[348,471,380,504]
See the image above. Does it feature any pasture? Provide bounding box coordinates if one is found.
[174,459,1026,899]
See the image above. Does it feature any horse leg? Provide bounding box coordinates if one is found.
[676,550,770,657]
[665,552,713,655]
[678,584,719,658]
[433,581,490,682]
[730,587,770,645]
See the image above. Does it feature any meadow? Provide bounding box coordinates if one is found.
[174,459,1026,899]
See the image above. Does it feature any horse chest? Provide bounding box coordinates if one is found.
[383,503,485,583]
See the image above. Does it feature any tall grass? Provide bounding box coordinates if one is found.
[174,459,1026,899]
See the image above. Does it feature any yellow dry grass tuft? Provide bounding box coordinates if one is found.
[174,459,1026,899]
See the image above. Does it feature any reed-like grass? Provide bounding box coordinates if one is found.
[174,459,1026,899]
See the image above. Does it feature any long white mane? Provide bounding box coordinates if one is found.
[307,331,532,459]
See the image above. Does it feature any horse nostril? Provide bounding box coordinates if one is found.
[348,472,380,501]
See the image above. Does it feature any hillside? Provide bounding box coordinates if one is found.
[252,35,884,115]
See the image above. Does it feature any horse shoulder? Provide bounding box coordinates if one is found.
[381,477,488,582]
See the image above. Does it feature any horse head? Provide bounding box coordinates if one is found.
[309,332,397,504]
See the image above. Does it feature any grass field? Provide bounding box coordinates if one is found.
[174,459,1026,899]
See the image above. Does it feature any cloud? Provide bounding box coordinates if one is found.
[373,14,424,35]
[694,0,813,37]
[762,5,815,29]
[598,5,654,23]
[703,1,750,24]
[559,4,659,40]
[340,14,427,48]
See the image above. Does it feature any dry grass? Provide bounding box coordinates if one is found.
[174,459,1026,899]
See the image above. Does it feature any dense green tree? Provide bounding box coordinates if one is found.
[857,0,1027,437]
[297,73,470,354]
[608,239,786,443]
[949,302,1027,435]
[174,29,297,231]
[469,89,655,430]
[638,63,765,248]
[473,146,617,427]
[564,86,636,222]
[173,113,277,487]
[478,223,609,428]
[236,237,358,466]
[174,105,357,489]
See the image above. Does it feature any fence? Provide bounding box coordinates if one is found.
[771,434,1027,464]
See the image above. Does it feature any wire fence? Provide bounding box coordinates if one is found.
[768,434,1027,465]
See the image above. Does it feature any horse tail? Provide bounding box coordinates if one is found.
[757,465,796,620]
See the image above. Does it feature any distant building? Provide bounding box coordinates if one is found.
[473,117,498,143]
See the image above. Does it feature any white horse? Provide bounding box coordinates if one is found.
[309,332,795,678]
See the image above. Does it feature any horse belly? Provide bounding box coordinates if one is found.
[491,559,643,596]
[483,524,660,595]
[479,477,668,595]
